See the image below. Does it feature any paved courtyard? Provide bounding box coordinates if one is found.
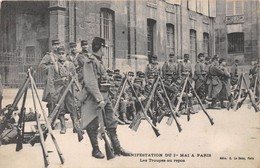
[0,89,259,168]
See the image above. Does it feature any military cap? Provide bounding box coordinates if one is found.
[198,53,205,58]
[136,71,142,76]
[57,46,65,52]
[128,71,134,76]
[107,69,113,75]
[134,78,142,83]
[234,59,239,63]
[212,55,219,61]
[114,74,122,81]
[52,39,60,45]
[165,72,173,77]
[114,69,120,74]
[184,54,189,58]
[138,72,145,78]
[151,55,157,60]
[219,58,226,64]
[169,52,175,58]
[81,40,88,46]
[69,42,77,48]
[205,56,211,61]
[147,73,154,79]
[92,37,106,52]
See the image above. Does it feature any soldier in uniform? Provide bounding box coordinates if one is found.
[66,42,79,68]
[230,59,239,87]
[194,53,207,103]
[48,46,77,134]
[207,55,225,109]
[218,58,231,108]
[78,37,131,159]
[180,54,193,78]
[162,52,180,80]
[39,39,60,116]
[144,55,161,78]
[76,40,90,84]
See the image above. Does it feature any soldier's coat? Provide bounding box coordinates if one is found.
[78,54,106,130]
[39,52,58,102]
[207,65,224,98]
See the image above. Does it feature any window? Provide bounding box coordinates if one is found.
[166,24,175,56]
[190,29,197,63]
[226,0,244,16]
[100,8,115,69]
[26,46,35,63]
[203,33,209,58]
[147,19,156,61]
[228,32,244,54]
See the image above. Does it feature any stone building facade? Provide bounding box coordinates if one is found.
[215,0,260,66]
[0,0,217,86]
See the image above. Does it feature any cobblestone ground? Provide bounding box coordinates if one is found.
[0,89,260,168]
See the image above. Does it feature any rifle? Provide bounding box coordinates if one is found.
[0,70,31,135]
[98,107,115,160]
[29,70,65,164]
[15,84,28,151]
[113,77,127,112]
[71,81,84,142]
[242,75,260,112]
[187,80,214,125]
[128,75,160,137]
[158,77,182,132]
[167,74,189,125]
[233,74,244,111]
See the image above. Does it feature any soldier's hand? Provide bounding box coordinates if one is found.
[97,100,106,109]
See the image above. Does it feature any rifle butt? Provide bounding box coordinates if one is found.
[104,136,115,160]
[152,127,160,137]
[129,117,141,132]
[209,118,214,125]
[78,132,84,142]
[15,142,23,151]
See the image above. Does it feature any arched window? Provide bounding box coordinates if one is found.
[228,32,244,54]
[100,8,115,68]
[166,23,175,56]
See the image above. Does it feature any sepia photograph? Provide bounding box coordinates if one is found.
[0,0,259,167]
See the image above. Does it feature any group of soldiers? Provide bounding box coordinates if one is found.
[38,35,260,160]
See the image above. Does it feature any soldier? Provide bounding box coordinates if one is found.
[162,52,179,80]
[39,39,60,116]
[78,37,130,159]
[48,46,77,134]
[76,40,90,84]
[194,53,207,103]
[67,42,79,68]
[180,54,193,78]
[207,55,225,109]
[218,58,231,108]
[230,59,239,87]
[144,55,161,78]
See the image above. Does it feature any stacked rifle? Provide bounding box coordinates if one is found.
[0,68,65,167]
[231,73,260,112]
[114,73,214,137]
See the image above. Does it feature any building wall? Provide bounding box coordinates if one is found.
[215,0,259,66]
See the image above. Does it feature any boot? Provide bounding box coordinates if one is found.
[220,101,226,108]
[86,127,105,159]
[108,128,131,156]
[59,115,66,134]
[121,113,131,124]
